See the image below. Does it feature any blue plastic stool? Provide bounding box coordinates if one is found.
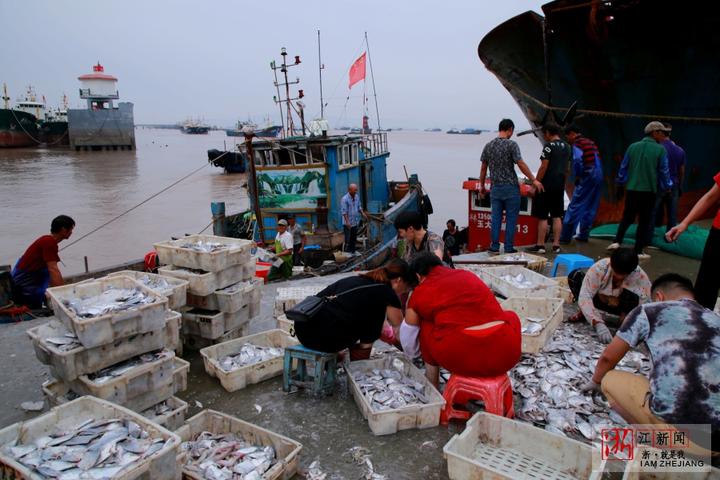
[283,344,337,395]
[551,253,594,277]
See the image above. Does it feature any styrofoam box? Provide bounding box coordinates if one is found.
[27,311,181,381]
[273,285,325,316]
[276,314,294,335]
[346,354,446,436]
[443,412,601,480]
[0,396,181,480]
[186,277,263,313]
[182,324,250,351]
[153,234,254,272]
[501,297,564,354]
[491,252,548,272]
[181,306,251,339]
[484,265,559,299]
[67,350,175,412]
[173,357,189,393]
[108,270,188,310]
[176,409,302,480]
[158,262,254,296]
[141,396,188,432]
[47,275,169,349]
[199,329,299,392]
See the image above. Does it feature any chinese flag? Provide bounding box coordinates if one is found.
[348,52,366,89]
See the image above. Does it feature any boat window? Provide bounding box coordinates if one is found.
[274,148,292,166]
[340,145,350,167]
[350,144,359,165]
[260,150,276,166]
[294,147,309,165]
[254,151,264,166]
[309,145,325,164]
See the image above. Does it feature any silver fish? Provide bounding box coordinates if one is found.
[354,368,429,411]
[87,349,172,384]
[63,287,157,320]
[181,431,276,479]
[218,344,284,372]
[521,322,543,336]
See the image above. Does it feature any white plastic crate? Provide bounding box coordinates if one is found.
[181,306,251,339]
[501,297,564,354]
[176,409,302,480]
[66,350,176,412]
[555,276,575,303]
[153,234,254,272]
[0,396,181,480]
[158,262,254,296]
[182,324,251,351]
[41,379,78,407]
[492,252,548,272]
[455,264,504,286]
[173,357,189,393]
[484,265,559,299]
[273,285,325,316]
[276,314,294,335]
[346,355,446,436]
[186,277,263,313]
[46,275,169,348]
[199,329,299,392]
[108,270,188,310]
[140,396,188,432]
[27,311,180,381]
[443,412,601,480]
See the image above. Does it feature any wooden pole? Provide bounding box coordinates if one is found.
[244,133,266,245]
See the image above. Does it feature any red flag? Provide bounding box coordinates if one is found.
[348,52,366,89]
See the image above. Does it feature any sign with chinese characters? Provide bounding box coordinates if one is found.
[466,211,538,251]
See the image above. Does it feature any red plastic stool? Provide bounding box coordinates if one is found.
[440,373,514,424]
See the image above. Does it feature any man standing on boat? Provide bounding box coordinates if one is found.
[268,219,294,281]
[11,215,74,309]
[341,183,365,254]
[479,118,544,253]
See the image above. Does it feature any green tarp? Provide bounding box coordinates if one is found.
[589,224,708,260]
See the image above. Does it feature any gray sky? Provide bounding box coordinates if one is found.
[1,1,543,130]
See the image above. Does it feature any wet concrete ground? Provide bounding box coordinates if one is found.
[0,238,702,478]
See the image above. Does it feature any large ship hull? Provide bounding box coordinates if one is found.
[0,109,38,148]
[478,0,720,223]
[39,121,69,146]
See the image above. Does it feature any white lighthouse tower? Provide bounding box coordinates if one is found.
[78,63,119,110]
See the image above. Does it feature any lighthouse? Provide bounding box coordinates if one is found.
[68,62,135,150]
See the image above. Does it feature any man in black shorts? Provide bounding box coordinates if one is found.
[528,123,571,253]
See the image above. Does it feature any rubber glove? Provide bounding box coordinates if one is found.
[580,379,601,393]
[595,322,613,344]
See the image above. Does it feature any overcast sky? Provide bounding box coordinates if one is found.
[1,1,544,130]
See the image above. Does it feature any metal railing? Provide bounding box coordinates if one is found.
[79,88,119,99]
[363,132,388,158]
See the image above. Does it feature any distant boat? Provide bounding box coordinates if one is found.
[0,85,40,147]
[447,128,460,134]
[39,94,70,146]
[225,120,258,137]
[424,128,442,132]
[447,128,483,135]
[181,118,209,134]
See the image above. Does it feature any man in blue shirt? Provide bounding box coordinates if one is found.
[649,124,686,240]
[341,183,365,253]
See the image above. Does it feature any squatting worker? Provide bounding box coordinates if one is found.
[584,274,719,459]
[293,259,416,361]
[267,219,293,281]
[12,215,75,309]
[401,252,521,388]
[479,118,544,253]
[567,248,651,344]
[341,183,365,254]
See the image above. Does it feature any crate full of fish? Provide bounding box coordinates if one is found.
[46,275,169,349]
[177,409,302,480]
[140,396,188,432]
[454,264,504,286]
[273,285,325,316]
[181,306,251,340]
[501,297,564,354]
[0,396,181,480]
[443,412,601,480]
[153,234,254,272]
[108,270,189,310]
[27,311,180,382]
[491,252,548,272]
[186,277,262,313]
[181,324,250,351]
[276,314,294,336]
[346,355,446,436]
[173,357,190,394]
[483,265,559,299]
[66,349,176,413]
[158,263,254,297]
[199,329,299,392]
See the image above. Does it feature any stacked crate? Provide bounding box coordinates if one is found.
[27,273,190,430]
[273,285,325,317]
[153,234,262,351]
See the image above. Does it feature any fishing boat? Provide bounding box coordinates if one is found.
[181,118,209,134]
[38,95,70,146]
[207,148,247,174]
[0,85,40,148]
[478,0,720,223]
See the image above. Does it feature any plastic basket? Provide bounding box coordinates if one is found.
[455,264,504,286]
[46,275,169,349]
[186,277,262,313]
[501,297,564,353]
[108,270,188,310]
[158,263,254,296]
[199,329,299,392]
[176,409,302,480]
[140,396,188,432]
[173,357,189,393]
[153,234,254,272]
[276,314,294,336]
[273,285,325,316]
[181,306,251,340]
[483,265,559,299]
[492,252,548,272]
[554,276,575,303]
[182,324,251,351]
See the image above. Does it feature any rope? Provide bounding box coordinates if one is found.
[60,152,228,252]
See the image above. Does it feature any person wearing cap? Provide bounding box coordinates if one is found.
[649,124,686,239]
[268,219,294,281]
[607,121,672,259]
[286,215,306,266]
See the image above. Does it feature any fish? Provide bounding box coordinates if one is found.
[217,280,254,294]
[178,241,228,253]
[62,287,158,320]
[137,274,174,296]
[87,349,172,384]
[181,431,276,479]
[218,344,284,372]
[500,273,535,289]
[353,365,429,412]
[521,322,543,336]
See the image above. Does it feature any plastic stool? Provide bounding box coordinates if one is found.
[283,344,337,395]
[440,373,514,424]
[551,253,594,277]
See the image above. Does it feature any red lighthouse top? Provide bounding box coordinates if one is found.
[78,63,118,81]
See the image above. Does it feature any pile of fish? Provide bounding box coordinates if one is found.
[217,281,254,294]
[141,400,174,418]
[218,344,284,372]
[2,417,167,479]
[87,350,172,385]
[354,368,429,411]
[45,332,82,352]
[179,241,228,253]
[180,431,275,480]
[137,275,175,296]
[500,273,535,289]
[63,287,158,319]
[520,316,546,336]
[511,322,651,442]
[501,253,531,262]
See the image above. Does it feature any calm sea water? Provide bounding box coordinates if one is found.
[0,128,542,275]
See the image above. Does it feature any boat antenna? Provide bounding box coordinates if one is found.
[2,83,9,109]
[271,47,303,138]
[365,31,382,132]
[318,29,325,119]
[270,59,285,136]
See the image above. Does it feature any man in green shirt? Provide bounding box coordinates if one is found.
[608,121,672,259]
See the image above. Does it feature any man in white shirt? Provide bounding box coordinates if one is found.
[268,219,294,281]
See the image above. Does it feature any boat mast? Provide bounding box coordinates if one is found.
[2,84,9,109]
[318,30,325,119]
[271,61,285,136]
[271,48,303,138]
[365,32,382,132]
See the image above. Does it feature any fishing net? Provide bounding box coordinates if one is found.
[589,223,708,259]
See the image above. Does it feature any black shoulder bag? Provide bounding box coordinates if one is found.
[285,283,382,323]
